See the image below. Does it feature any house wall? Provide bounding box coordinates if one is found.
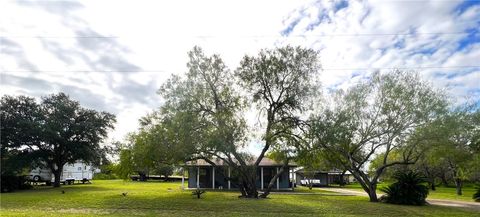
[186,166,293,190]
[188,167,197,188]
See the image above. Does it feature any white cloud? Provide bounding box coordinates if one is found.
[1,0,478,154]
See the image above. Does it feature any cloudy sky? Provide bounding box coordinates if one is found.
[1,0,479,151]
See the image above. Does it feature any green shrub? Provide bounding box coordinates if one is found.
[1,175,32,193]
[473,185,480,202]
[93,173,118,180]
[380,170,429,205]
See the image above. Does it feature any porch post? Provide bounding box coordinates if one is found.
[228,167,231,189]
[196,166,200,188]
[212,166,215,189]
[260,167,264,189]
[290,168,294,190]
[276,167,280,190]
[181,167,185,190]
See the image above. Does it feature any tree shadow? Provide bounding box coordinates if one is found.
[98,190,321,215]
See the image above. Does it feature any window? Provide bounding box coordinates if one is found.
[78,167,82,171]
[200,168,207,176]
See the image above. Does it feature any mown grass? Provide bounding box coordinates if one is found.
[338,183,477,202]
[0,180,478,216]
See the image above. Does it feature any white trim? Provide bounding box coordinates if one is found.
[181,168,185,190]
[196,166,200,188]
[228,167,231,189]
[276,167,279,190]
[291,168,294,190]
[261,167,264,189]
[212,167,215,189]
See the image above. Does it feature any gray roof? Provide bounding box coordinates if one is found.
[185,157,297,167]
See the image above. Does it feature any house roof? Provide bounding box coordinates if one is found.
[184,157,297,167]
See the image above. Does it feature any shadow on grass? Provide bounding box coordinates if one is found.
[98,190,320,216]
[18,184,117,193]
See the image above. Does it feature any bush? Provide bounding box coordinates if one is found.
[380,170,429,205]
[93,173,118,180]
[1,175,32,193]
[473,185,480,202]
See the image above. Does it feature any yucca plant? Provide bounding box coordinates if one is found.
[192,188,206,199]
[380,170,429,205]
[473,185,480,202]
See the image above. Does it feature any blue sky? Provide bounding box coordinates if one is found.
[1,0,479,152]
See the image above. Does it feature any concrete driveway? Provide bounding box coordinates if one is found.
[325,187,480,212]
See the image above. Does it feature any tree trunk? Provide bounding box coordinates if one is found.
[241,181,258,198]
[53,167,62,188]
[260,166,286,198]
[440,174,449,187]
[238,175,258,198]
[139,172,147,181]
[339,170,346,186]
[367,184,378,202]
[454,178,462,195]
[430,177,436,191]
[350,170,379,202]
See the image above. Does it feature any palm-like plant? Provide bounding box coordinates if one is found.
[473,185,480,202]
[380,170,429,205]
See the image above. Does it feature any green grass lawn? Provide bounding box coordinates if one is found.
[338,183,478,202]
[0,180,478,217]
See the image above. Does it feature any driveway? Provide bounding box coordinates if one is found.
[325,187,480,211]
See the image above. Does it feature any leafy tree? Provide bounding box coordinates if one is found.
[307,70,446,202]
[158,46,251,196]
[116,147,135,180]
[39,93,115,187]
[1,95,42,177]
[153,164,174,181]
[117,111,195,181]
[380,170,429,205]
[236,46,321,197]
[1,93,115,187]
[1,95,42,191]
[417,105,480,195]
[157,46,320,198]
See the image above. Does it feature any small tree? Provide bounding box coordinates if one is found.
[474,185,480,202]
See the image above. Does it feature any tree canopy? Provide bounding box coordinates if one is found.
[0,93,115,187]
[305,70,447,202]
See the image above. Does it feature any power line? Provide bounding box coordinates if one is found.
[321,66,480,71]
[2,66,479,73]
[0,32,475,39]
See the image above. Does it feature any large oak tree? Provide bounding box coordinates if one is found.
[1,93,115,187]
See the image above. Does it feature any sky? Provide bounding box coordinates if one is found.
[1,0,479,153]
